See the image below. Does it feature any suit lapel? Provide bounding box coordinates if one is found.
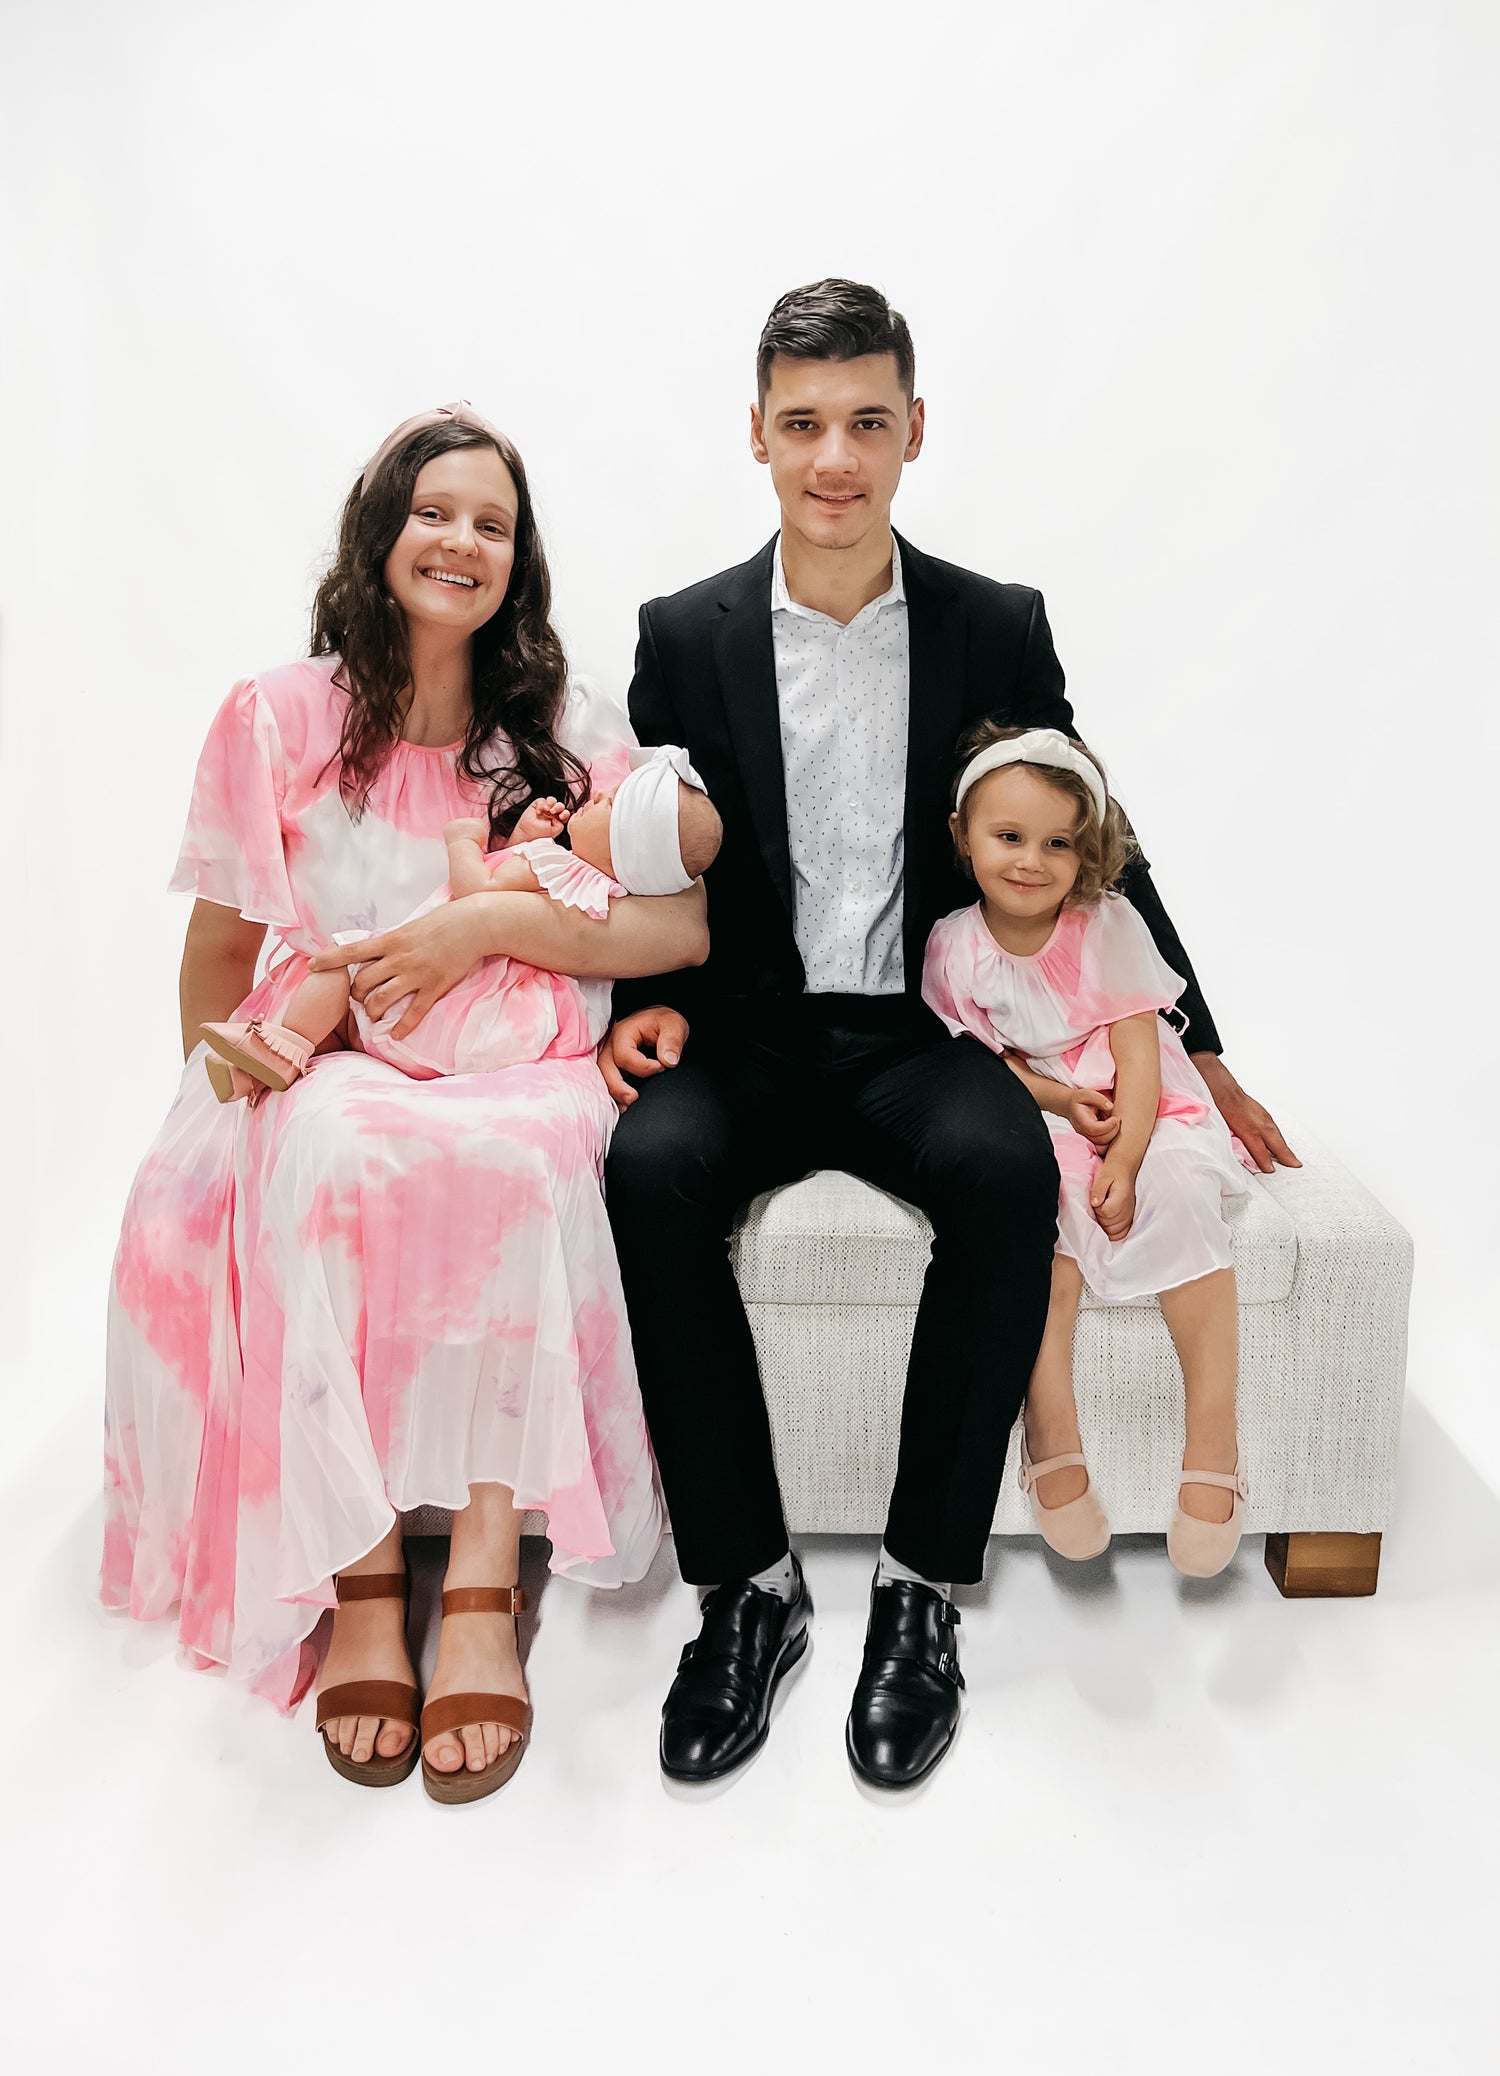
[898,532,965,966]
[714,537,794,912]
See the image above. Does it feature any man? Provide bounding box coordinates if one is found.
[601,279,1296,1790]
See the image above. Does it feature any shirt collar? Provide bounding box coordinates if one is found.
[770,533,905,621]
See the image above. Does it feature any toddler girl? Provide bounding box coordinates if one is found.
[200,744,719,1100]
[922,723,1253,1577]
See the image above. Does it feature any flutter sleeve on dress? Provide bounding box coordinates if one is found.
[920,908,1001,1048]
[1076,894,1189,1027]
[168,677,299,930]
[515,838,624,921]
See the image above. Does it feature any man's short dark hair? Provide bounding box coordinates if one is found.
[756,278,916,404]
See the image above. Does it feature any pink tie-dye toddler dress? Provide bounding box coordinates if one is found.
[102,658,662,1711]
[922,895,1252,1304]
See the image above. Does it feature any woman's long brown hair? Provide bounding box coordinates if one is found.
[310,421,587,840]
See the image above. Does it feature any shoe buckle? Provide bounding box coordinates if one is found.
[935,1650,961,1685]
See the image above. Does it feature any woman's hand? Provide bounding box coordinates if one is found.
[1063,1088,1120,1147]
[1090,1151,1138,1241]
[310,901,496,1040]
[597,1007,690,1111]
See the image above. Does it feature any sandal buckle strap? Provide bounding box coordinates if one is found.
[441,1586,529,1616]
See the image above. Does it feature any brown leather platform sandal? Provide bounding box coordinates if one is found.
[420,1586,533,1807]
[314,1572,422,1789]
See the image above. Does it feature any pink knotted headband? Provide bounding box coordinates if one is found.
[360,400,507,494]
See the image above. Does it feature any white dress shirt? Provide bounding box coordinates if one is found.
[770,536,910,995]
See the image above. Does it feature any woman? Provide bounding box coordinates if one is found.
[103,403,706,1802]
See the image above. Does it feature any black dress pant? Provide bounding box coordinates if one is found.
[604,994,1060,1585]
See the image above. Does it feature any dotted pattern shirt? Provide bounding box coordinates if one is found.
[770,536,910,995]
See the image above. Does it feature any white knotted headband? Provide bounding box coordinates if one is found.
[609,744,709,896]
[954,727,1108,823]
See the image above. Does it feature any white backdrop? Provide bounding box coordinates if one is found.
[2,0,1497,1491]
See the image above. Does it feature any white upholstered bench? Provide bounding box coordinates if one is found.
[730,1142,1411,1595]
[409,1141,1410,1598]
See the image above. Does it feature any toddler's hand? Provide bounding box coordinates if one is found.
[444,817,490,848]
[1065,1088,1120,1147]
[511,796,571,843]
[1090,1155,1137,1242]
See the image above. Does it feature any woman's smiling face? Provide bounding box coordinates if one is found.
[383,444,519,634]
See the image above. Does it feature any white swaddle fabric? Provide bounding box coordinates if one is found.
[610,744,709,895]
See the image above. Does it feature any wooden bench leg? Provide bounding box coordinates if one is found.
[1264,1531,1382,1598]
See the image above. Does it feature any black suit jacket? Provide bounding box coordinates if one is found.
[616,532,1221,1055]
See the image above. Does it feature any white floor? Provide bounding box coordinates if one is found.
[3,1394,1497,2076]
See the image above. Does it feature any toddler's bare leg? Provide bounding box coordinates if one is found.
[1159,1268,1239,1524]
[1023,1254,1088,1507]
[277,966,353,1048]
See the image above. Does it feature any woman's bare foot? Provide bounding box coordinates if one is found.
[422,1603,528,1776]
[318,1590,418,1766]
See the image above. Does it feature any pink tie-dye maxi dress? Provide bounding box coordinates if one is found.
[102,658,662,1711]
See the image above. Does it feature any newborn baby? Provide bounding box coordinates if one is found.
[199,745,721,1101]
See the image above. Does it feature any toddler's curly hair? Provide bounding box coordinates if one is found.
[949,721,1136,907]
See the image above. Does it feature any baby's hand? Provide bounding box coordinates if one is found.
[1064,1088,1120,1147]
[511,796,571,843]
[444,817,490,849]
[1090,1154,1136,1242]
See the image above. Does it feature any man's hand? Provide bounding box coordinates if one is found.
[309,901,495,1040]
[598,1006,690,1111]
[1090,1152,1138,1241]
[1063,1088,1120,1148]
[1191,1053,1301,1173]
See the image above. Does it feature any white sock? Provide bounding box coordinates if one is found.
[876,1544,952,1599]
[745,1550,799,1602]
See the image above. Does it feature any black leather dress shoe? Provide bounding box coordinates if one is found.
[846,1579,964,1789]
[659,1560,811,1782]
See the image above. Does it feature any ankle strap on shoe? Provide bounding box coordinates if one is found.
[333,1571,408,1603]
[1019,1449,1087,1491]
[1180,1468,1250,1499]
[441,1586,529,1616]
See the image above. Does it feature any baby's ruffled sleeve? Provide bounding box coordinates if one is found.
[518,838,623,922]
[168,677,300,929]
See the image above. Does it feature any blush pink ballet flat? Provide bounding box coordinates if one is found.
[199,1018,315,1098]
[1019,1433,1112,1560]
[1167,1460,1249,1578]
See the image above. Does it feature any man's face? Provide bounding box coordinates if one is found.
[750,352,923,554]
